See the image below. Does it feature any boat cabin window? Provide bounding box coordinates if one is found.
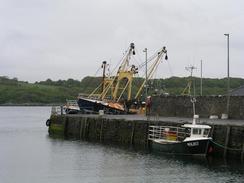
[192,128,202,135]
[203,129,210,137]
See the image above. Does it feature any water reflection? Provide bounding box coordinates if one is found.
[0,107,244,183]
[46,139,244,183]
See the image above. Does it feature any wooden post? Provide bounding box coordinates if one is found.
[130,122,135,145]
[100,120,104,142]
[223,126,231,158]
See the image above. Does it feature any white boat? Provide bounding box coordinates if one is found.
[148,99,212,156]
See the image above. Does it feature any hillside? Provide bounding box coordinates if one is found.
[0,77,81,105]
[1,76,244,105]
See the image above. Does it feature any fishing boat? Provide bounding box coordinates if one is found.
[77,96,126,114]
[148,99,212,156]
[77,43,168,114]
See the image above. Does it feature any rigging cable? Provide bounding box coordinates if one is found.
[166,57,174,77]
[110,47,130,75]
[137,47,165,69]
[81,65,102,94]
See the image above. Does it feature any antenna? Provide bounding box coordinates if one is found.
[181,65,197,96]
[200,60,203,96]
[185,65,197,77]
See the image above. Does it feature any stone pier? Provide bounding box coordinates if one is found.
[48,114,244,160]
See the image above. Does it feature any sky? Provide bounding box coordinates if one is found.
[0,0,243,82]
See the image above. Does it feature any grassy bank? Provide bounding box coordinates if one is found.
[1,76,244,105]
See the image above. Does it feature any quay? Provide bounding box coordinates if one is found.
[48,112,244,160]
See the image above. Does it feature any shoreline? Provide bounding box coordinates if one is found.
[0,103,63,107]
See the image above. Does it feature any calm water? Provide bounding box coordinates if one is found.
[0,107,244,183]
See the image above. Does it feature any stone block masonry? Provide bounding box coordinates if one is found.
[48,114,244,160]
[151,96,244,119]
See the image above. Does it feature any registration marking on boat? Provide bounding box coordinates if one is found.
[187,141,199,147]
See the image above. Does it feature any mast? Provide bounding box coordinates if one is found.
[101,61,107,93]
[143,48,148,98]
[224,33,230,116]
[200,60,203,96]
[181,65,197,96]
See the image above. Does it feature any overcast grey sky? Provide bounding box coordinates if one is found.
[0,0,243,82]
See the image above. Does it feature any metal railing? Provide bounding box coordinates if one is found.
[148,125,190,142]
[66,100,78,106]
[51,106,63,115]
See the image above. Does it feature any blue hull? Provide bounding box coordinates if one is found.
[77,97,126,114]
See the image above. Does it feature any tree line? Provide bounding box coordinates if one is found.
[0,76,244,105]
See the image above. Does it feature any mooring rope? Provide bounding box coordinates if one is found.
[211,140,244,151]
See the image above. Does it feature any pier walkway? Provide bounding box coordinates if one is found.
[65,114,244,127]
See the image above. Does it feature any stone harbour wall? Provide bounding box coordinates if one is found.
[151,96,244,119]
[48,114,244,160]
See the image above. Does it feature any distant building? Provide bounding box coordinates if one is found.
[229,85,244,96]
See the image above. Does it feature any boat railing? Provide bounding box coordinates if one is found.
[78,93,90,98]
[148,125,190,142]
[51,106,64,115]
[66,100,78,107]
[80,94,101,100]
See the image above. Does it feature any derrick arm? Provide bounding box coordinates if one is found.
[112,43,136,101]
[99,43,136,101]
[135,47,168,99]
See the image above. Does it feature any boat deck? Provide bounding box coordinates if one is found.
[153,139,180,144]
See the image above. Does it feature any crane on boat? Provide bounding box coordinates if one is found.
[78,43,168,114]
